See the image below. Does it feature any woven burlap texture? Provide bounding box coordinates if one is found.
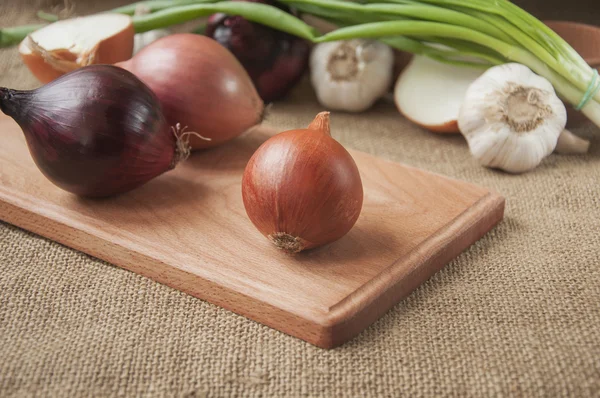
[1,1,599,397]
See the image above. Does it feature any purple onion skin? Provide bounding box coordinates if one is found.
[0,65,176,197]
[206,1,310,103]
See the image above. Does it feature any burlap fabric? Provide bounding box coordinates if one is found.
[1,1,599,397]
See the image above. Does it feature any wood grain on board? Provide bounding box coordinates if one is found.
[0,115,504,348]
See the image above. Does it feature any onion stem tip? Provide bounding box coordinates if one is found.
[308,111,331,135]
[0,87,16,116]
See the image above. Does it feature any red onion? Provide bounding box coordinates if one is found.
[117,34,264,150]
[0,65,185,197]
[206,1,310,102]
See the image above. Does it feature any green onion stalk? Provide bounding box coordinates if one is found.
[1,0,599,128]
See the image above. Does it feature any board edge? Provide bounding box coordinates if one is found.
[314,191,506,348]
[0,188,506,349]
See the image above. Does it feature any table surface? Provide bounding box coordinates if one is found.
[1,0,599,397]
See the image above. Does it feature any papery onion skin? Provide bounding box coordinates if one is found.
[0,65,178,197]
[117,34,264,150]
[242,112,363,254]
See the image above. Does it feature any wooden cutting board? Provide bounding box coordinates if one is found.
[0,115,504,348]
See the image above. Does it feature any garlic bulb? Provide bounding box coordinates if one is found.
[133,4,171,55]
[458,63,567,173]
[310,40,393,112]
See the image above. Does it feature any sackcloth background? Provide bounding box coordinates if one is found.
[1,0,599,396]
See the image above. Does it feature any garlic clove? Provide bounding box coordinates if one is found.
[459,63,567,173]
[19,14,134,84]
[310,40,394,112]
[555,129,591,154]
[395,55,484,133]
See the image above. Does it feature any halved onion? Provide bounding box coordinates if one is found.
[19,14,134,84]
[394,55,484,134]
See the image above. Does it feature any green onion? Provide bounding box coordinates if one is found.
[110,0,212,15]
[131,2,320,39]
[36,11,59,23]
[0,23,47,47]
[285,0,516,44]
[1,0,599,129]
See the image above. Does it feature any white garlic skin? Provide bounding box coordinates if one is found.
[133,29,171,55]
[310,40,394,112]
[459,63,567,174]
[133,4,170,55]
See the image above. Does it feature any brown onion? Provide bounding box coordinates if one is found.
[117,34,264,150]
[242,112,363,254]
